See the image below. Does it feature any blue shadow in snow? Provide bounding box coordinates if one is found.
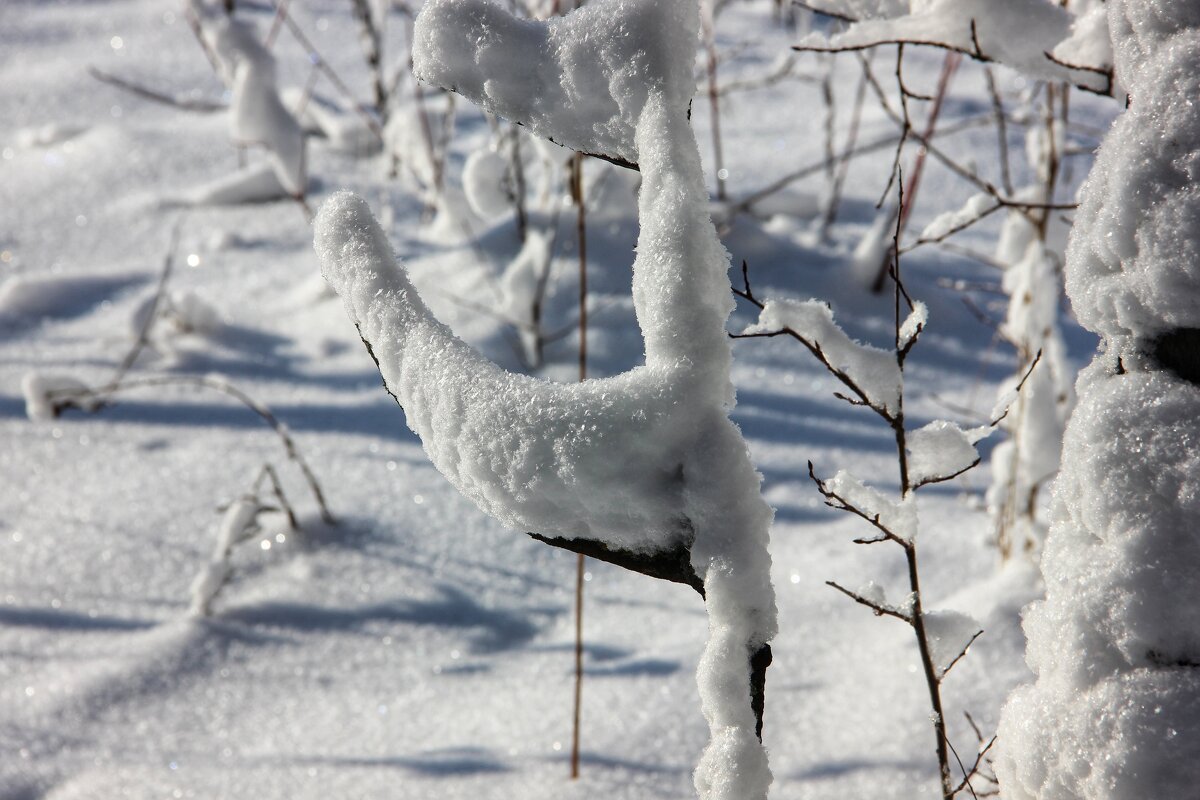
[787,757,923,782]
[0,605,155,632]
[284,748,509,776]
[222,583,549,654]
[586,658,681,678]
[0,393,417,443]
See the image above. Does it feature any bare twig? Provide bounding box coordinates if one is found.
[826,580,912,622]
[989,350,1043,426]
[255,463,300,531]
[940,629,984,678]
[267,0,384,142]
[983,67,1013,196]
[46,374,335,525]
[88,67,226,112]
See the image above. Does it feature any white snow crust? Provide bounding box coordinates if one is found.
[412,0,699,167]
[917,192,993,242]
[922,609,981,676]
[1065,21,1200,340]
[905,420,984,487]
[21,373,93,421]
[188,497,260,617]
[462,148,512,219]
[209,17,306,195]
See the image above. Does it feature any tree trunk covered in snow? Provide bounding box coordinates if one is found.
[997,2,1200,798]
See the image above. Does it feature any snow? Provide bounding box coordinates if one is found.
[922,609,981,676]
[189,497,262,617]
[917,192,993,242]
[824,470,918,542]
[744,298,902,414]
[799,0,1099,86]
[462,147,512,219]
[898,300,927,351]
[412,0,699,167]
[997,3,1200,797]
[21,373,95,421]
[1065,28,1200,340]
[173,161,294,207]
[1,0,1121,797]
[329,1,780,793]
[905,420,985,487]
[208,16,307,195]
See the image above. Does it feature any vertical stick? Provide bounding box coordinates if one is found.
[871,51,960,293]
[569,151,588,780]
[701,4,726,202]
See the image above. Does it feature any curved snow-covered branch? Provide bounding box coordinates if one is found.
[316,190,702,555]
[315,2,777,797]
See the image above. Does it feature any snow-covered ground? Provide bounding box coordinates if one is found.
[0,1,1117,797]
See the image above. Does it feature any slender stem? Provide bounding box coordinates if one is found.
[569,150,588,780]
[509,124,529,243]
[573,154,588,383]
[571,552,585,779]
[48,375,335,526]
[701,5,727,202]
[819,54,869,238]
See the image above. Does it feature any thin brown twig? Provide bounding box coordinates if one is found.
[88,67,226,112]
[826,580,913,622]
[46,374,335,525]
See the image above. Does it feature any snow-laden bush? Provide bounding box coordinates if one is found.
[997,2,1200,797]
[313,1,777,797]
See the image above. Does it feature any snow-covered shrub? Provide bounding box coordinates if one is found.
[190,466,297,617]
[181,5,307,205]
[986,105,1075,561]
[741,273,995,800]
[314,0,777,797]
[997,2,1200,797]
